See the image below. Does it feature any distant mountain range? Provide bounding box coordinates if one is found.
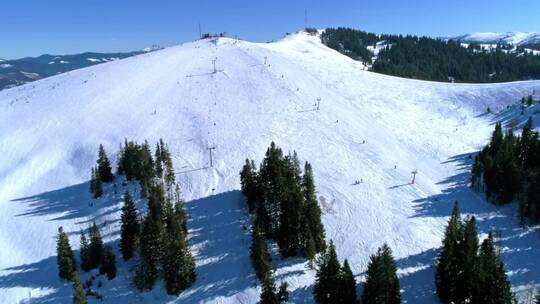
[0,49,160,90]
[450,32,540,48]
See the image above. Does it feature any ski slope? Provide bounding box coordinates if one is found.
[1,32,540,303]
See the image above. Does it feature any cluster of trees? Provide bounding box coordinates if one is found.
[240,142,326,259]
[312,241,400,304]
[79,223,116,280]
[133,183,195,295]
[114,139,195,295]
[321,27,540,83]
[56,224,113,304]
[313,242,357,303]
[59,139,195,301]
[90,144,114,198]
[435,202,514,303]
[471,117,540,223]
[117,139,175,198]
[320,28,379,63]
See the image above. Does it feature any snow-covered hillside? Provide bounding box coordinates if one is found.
[452,32,540,46]
[1,32,540,303]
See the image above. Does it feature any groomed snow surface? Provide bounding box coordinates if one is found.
[1,32,540,303]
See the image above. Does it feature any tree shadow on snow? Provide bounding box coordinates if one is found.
[408,151,540,298]
[176,190,257,303]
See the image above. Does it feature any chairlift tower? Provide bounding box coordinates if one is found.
[411,169,418,184]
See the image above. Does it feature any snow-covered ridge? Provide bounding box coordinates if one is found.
[451,32,540,46]
[1,32,540,303]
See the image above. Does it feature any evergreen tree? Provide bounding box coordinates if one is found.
[240,158,259,212]
[90,167,103,198]
[340,259,358,304]
[361,244,400,304]
[435,201,463,303]
[173,185,188,235]
[302,162,326,253]
[97,144,114,183]
[250,223,272,282]
[535,292,540,304]
[457,216,479,302]
[99,245,117,280]
[259,277,289,304]
[120,191,139,261]
[79,232,91,272]
[72,272,88,304]
[134,214,161,290]
[87,223,104,270]
[313,241,342,303]
[56,226,76,281]
[162,208,196,295]
[472,233,514,304]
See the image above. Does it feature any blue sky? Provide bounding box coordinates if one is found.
[2,0,539,59]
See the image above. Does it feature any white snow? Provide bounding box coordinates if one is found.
[454,32,540,46]
[87,58,101,62]
[1,32,540,303]
[0,63,12,68]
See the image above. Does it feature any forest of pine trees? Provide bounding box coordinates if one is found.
[321,27,540,83]
[471,116,540,224]
[240,142,326,259]
[57,139,195,301]
[435,202,514,303]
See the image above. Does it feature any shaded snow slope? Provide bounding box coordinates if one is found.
[1,32,540,303]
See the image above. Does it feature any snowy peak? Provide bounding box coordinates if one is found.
[452,32,540,46]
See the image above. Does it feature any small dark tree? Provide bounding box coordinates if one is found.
[79,232,91,272]
[435,201,463,302]
[90,167,103,198]
[250,223,272,282]
[361,244,400,304]
[313,241,342,303]
[99,245,117,280]
[340,259,358,304]
[97,144,114,182]
[472,233,514,304]
[56,226,76,281]
[120,191,139,261]
[134,214,161,290]
[87,223,104,270]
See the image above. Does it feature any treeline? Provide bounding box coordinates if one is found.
[240,142,326,259]
[435,202,514,303]
[471,117,540,223]
[58,139,195,303]
[321,27,540,83]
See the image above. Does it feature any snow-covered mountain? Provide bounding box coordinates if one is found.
[1,32,540,303]
[452,32,540,46]
[0,50,159,91]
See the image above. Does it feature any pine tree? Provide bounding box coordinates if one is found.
[56,226,76,281]
[88,223,104,270]
[134,214,161,290]
[302,162,326,253]
[313,241,342,303]
[79,232,91,272]
[457,216,479,302]
[362,244,400,304]
[162,210,196,295]
[340,259,358,304]
[472,233,514,304]
[97,144,114,183]
[173,185,188,235]
[90,167,103,198]
[259,277,289,304]
[535,292,540,304]
[120,191,139,261]
[250,223,272,282]
[435,201,463,303]
[99,245,117,280]
[72,272,88,304]
[240,158,258,212]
